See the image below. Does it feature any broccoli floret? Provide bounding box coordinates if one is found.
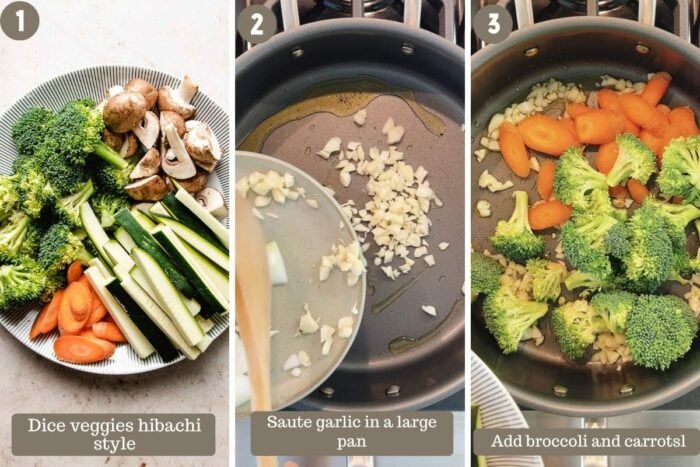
[621,204,674,293]
[37,223,93,272]
[12,154,56,217]
[590,290,636,334]
[564,270,612,291]
[526,258,567,302]
[36,142,90,196]
[490,191,545,263]
[0,258,45,311]
[604,222,631,259]
[54,180,94,227]
[51,99,127,169]
[471,252,504,302]
[554,147,608,208]
[626,295,698,370]
[0,211,40,260]
[606,133,657,187]
[657,135,700,205]
[92,159,136,194]
[11,107,55,157]
[0,174,19,223]
[40,269,66,304]
[552,299,609,359]
[483,286,549,354]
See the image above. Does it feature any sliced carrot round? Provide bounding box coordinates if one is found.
[537,160,556,200]
[92,321,126,343]
[54,336,110,364]
[595,142,619,175]
[641,72,672,106]
[627,179,650,204]
[574,109,626,145]
[528,200,573,230]
[66,261,83,285]
[30,290,64,340]
[517,115,579,157]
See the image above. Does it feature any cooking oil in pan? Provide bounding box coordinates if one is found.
[388,296,463,354]
[370,270,426,316]
[239,77,447,152]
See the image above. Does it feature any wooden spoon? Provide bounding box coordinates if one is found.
[235,192,277,467]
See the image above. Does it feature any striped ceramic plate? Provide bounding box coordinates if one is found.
[471,351,544,467]
[0,66,229,375]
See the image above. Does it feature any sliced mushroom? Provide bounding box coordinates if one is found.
[133,111,159,149]
[119,133,139,158]
[161,123,197,179]
[184,122,222,166]
[197,187,228,219]
[107,85,124,98]
[103,91,148,134]
[158,75,198,120]
[130,148,161,179]
[163,176,174,193]
[102,129,124,151]
[177,170,209,193]
[160,111,186,138]
[125,175,170,201]
[124,78,157,110]
[193,158,218,173]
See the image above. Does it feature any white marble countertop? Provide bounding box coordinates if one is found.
[0,1,229,466]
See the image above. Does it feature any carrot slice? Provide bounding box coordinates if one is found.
[517,115,579,157]
[54,335,110,364]
[566,102,590,118]
[92,322,126,343]
[669,107,699,136]
[641,72,672,106]
[79,330,116,358]
[659,124,686,153]
[58,284,90,335]
[528,200,573,230]
[597,89,640,135]
[67,281,93,322]
[574,109,626,145]
[537,160,556,200]
[619,93,669,134]
[86,301,108,327]
[609,185,628,200]
[595,142,619,175]
[498,122,530,177]
[639,130,664,161]
[657,104,671,116]
[560,117,578,140]
[627,179,650,204]
[30,290,64,339]
[66,261,83,285]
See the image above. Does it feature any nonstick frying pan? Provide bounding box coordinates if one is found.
[237,0,465,410]
[472,0,700,417]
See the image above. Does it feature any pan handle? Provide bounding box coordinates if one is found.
[581,417,608,467]
[403,0,422,28]
[347,456,374,467]
[280,0,301,31]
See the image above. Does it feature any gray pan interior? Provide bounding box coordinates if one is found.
[472,17,700,416]
[237,19,465,410]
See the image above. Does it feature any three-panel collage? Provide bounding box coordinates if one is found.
[0,0,698,466]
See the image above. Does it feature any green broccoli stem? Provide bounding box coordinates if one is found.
[565,270,603,291]
[510,191,532,232]
[94,142,128,169]
[76,244,94,266]
[606,163,632,188]
[662,203,700,228]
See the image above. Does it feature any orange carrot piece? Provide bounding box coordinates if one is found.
[639,130,664,159]
[595,142,619,175]
[30,290,64,339]
[66,261,83,285]
[517,115,579,157]
[597,89,640,135]
[669,107,699,136]
[659,124,686,152]
[560,117,578,139]
[537,160,556,200]
[58,284,90,335]
[528,200,573,230]
[641,72,672,106]
[87,300,108,327]
[566,102,590,118]
[54,335,110,364]
[609,185,628,200]
[627,179,650,204]
[574,109,626,145]
[498,122,531,178]
[619,93,669,134]
[657,104,671,116]
[92,322,126,343]
[79,330,116,358]
[66,281,93,322]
